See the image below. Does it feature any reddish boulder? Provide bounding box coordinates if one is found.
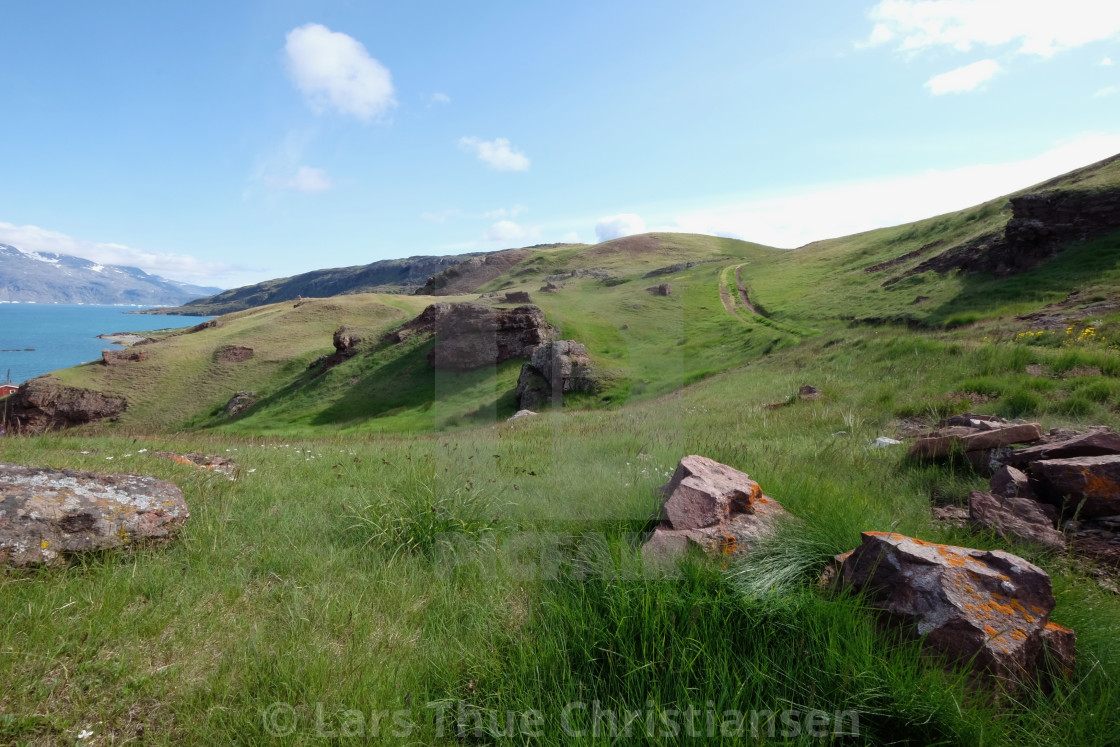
[839,532,1071,681]
[969,491,1064,551]
[390,303,554,371]
[990,465,1035,499]
[1030,455,1120,518]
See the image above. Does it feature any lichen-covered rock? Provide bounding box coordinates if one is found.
[968,490,1064,551]
[224,391,258,417]
[0,463,188,567]
[1030,455,1120,519]
[3,377,126,432]
[839,531,1072,681]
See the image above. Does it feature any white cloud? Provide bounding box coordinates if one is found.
[264,165,333,193]
[1103,56,1115,66]
[285,23,396,121]
[665,133,1120,248]
[421,204,527,224]
[865,0,1120,58]
[1094,86,1119,98]
[925,59,1002,94]
[458,137,530,171]
[0,222,240,284]
[483,220,539,244]
[561,231,582,244]
[595,214,647,242]
[482,204,527,220]
[430,92,451,105]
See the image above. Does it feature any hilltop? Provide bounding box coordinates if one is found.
[0,243,220,306]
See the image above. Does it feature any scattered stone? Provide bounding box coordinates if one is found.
[969,491,1064,551]
[645,283,672,296]
[0,463,188,567]
[213,345,254,363]
[333,327,365,358]
[1002,429,1120,468]
[641,456,790,567]
[516,340,598,410]
[798,385,821,400]
[838,531,1072,681]
[224,391,258,417]
[3,378,127,432]
[539,282,563,293]
[154,451,237,479]
[506,409,538,421]
[908,423,1043,459]
[872,437,902,448]
[101,349,147,365]
[643,261,698,278]
[1031,455,1120,519]
[501,291,532,304]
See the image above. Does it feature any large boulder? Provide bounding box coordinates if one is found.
[1030,455,1120,519]
[516,340,598,409]
[389,303,554,371]
[908,423,1043,459]
[333,326,365,357]
[0,463,189,567]
[641,456,790,568]
[968,491,1065,551]
[839,532,1073,681]
[3,378,126,432]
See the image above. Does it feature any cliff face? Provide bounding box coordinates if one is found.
[414,249,530,296]
[389,302,554,371]
[890,186,1120,282]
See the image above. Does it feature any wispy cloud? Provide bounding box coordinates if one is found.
[421,204,527,224]
[865,0,1120,58]
[0,222,243,284]
[483,220,539,244]
[595,214,646,242]
[458,137,530,171]
[430,92,451,105]
[664,133,1120,248]
[264,165,333,193]
[285,23,396,121]
[1103,56,1115,66]
[1094,86,1118,98]
[925,59,1002,94]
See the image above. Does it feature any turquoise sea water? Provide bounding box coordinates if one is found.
[0,305,211,384]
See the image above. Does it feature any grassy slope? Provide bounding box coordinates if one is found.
[4,160,1120,744]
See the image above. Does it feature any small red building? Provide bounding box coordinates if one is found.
[0,383,18,398]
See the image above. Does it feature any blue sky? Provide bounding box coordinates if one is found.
[1,0,1119,288]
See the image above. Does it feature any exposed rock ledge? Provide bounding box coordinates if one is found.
[3,378,126,432]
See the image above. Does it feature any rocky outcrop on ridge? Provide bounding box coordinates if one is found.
[388,303,554,371]
[3,378,126,432]
[415,249,531,296]
[0,463,189,567]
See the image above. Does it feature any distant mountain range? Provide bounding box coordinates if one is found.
[140,253,488,316]
[0,244,222,306]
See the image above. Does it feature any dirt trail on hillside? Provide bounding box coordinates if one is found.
[734,266,759,315]
[719,283,747,322]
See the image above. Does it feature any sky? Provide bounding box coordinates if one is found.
[1,0,1119,289]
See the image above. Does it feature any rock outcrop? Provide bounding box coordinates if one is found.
[332,327,366,358]
[646,283,671,296]
[101,349,147,365]
[0,463,188,567]
[389,303,554,371]
[515,340,598,410]
[214,345,254,363]
[838,531,1073,681]
[224,391,258,417]
[3,378,126,432]
[501,291,532,304]
[1031,455,1120,519]
[1002,429,1120,468]
[641,456,790,567]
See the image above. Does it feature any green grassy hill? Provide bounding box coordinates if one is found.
[3,155,1120,745]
